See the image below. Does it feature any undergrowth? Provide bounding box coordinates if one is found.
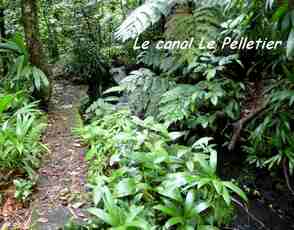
[76,101,247,229]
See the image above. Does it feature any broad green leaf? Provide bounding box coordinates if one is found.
[209,150,217,173]
[198,225,219,230]
[126,219,150,229]
[222,186,231,206]
[0,41,22,54]
[93,186,104,206]
[223,182,248,202]
[32,67,49,91]
[127,206,144,222]
[115,178,137,198]
[193,137,213,149]
[272,3,288,22]
[197,178,211,189]
[206,69,216,80]
[281,12,291,31]
[165,217,184,228]
[88,208,113,225]
[210,96,218,106]
[184,191,194,214]
[287,28,294,58]
[195,201,210,213]
[103,86,126,95]
[157,185,182,202]
[0,95,14,114]
[168,131,185,141]
[16,55,25,78]
[212,180,223,195]
[154,204,179,217]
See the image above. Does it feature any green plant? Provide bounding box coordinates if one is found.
[104,68,175,118]
[13,178,34,202]
[0,34,50,99]
[270,0,294,58]
[159,78,241,128]
[137,47,164,72]
[65,37,112,102]
[77,105,247,229]
[114,0,230,42]
[88,188,150,229]
[244,77,294,192]
[0,95,47,177]
[0,94,14,123]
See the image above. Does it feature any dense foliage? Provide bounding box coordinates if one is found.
[77,102,247,229]
[0,45,47,181]
[0,0,294,229]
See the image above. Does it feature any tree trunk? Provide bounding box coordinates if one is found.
[21,0,50,75]
[21,0,51,104]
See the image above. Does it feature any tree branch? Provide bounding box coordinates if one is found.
[228,105,266,152]
[283,157,294,195]
[232,197,269,230]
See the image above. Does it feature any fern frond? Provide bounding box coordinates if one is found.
[192,0,231,8]
[159,84,199,123]
[137,46,163,70]
[117,68,175,117]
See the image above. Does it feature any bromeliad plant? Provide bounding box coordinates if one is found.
[0,91,47,178]
[78,102,247,229]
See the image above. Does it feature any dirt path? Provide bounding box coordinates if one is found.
[0,78,89,229]
[24,78,89,229]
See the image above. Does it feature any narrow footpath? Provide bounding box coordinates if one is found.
[28,78,89,229]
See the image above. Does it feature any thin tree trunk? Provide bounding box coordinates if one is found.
[21,0,51,103]
[21,0,50,76]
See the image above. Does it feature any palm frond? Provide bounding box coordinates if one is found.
[114,0,230,42]
[114,0,176,42]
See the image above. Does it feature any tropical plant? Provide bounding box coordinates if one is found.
[13,178,34,202]
[88,188,150,229]
[269,0,294,58]
[114,0,230,42]
[0,34,50,101]
[0,92,47,178]
[104,68,175,118]
[159,74,242,127]
[245,77,294,193]
[77,104,247,229]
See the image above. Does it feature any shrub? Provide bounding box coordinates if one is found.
[77,102,247,229]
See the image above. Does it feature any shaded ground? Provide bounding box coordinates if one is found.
[30,78,89,229]
[223,159,294,230]
[0,78,89,229]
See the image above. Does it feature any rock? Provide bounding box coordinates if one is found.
[110,67,127,84]
[36,207,71,230]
